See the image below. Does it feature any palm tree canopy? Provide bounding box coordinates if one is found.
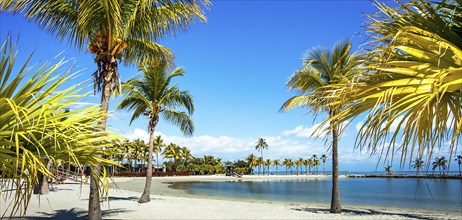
[255,138,268,151]
[1,0,210,64]
[117,66,194,136]
[1,0,210,95]
[280,39,362,115]
[320,0,462,167]
[153,135,166,153]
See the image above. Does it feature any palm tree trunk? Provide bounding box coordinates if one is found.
[139,120,157,203]
[330,114,342,213]
[89,80,111,220]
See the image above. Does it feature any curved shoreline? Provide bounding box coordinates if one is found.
[4,175,460,219]
[111,175,462,215]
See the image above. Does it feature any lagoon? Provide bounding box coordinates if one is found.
[171,177,462,212]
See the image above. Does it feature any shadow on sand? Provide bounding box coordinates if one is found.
[11,208,131,220]
[292,207,436,220]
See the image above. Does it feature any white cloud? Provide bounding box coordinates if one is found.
[282,123,328,138]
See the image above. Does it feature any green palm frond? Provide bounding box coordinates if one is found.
[324,0,462,167]
[117,66,195,136]
[0,37,121,217]
[161,109,195,136]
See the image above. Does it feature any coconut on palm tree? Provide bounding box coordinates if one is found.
[255,138,269,175]
[118,66,194,203]
[281,39,361,213]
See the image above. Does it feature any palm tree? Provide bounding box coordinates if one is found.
[287,159,294,175]
[181,146,194,165]
[283,158,291,175]
[295,158,304,175]
[273,159,281,174]
[313,159,321,174]
[132,139,148,172]
[255,157,263,175]
[320,0,461,177]
[153,135,166,172]
[281,40,360,213]
[246,154,256,175]
[303,159,310,175]
[321,154,328,174]
[385,166,393,175]
[255,138,269,175]
[2,1,210,218]
[412,158,424,175]
[438,157,448,176]
[0,38,120,216]
[265,159,272,175]
[432,157,440,175]
[118,66,194,203]
[456,155,462,176]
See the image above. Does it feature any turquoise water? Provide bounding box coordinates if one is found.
[172,178,462,211]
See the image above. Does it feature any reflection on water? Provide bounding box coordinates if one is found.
[171,178,462,211]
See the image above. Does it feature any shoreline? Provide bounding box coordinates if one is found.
[2,175,460,219]
[111,175,461,214]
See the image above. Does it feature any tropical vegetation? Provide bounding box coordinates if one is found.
[0,37,120,217]
[117,66,194,203]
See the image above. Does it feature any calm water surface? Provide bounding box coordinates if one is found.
[171,178,462,211]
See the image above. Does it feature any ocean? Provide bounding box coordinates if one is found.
[171,177,462,211]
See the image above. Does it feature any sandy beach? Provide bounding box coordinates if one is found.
[1,175,460,219]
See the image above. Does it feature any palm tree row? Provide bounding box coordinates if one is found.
[245,154,326,176]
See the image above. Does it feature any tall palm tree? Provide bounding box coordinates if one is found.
[456,155,462,176]
[153,135,166,172]
[432,157,440,175]
[320,0,461,175]
[321,154,328,174]
[2,1,209,218]
[0,38,120,217]
[255,138,269,175]
[118,66,194,203]
[273,159,281,174]
[281,40,361,213]
[438,157,448,176]
[412,158,424,175]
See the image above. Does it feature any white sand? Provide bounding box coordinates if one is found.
[1,175,460,219]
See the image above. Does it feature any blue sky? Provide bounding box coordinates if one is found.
[0,1,458,172]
